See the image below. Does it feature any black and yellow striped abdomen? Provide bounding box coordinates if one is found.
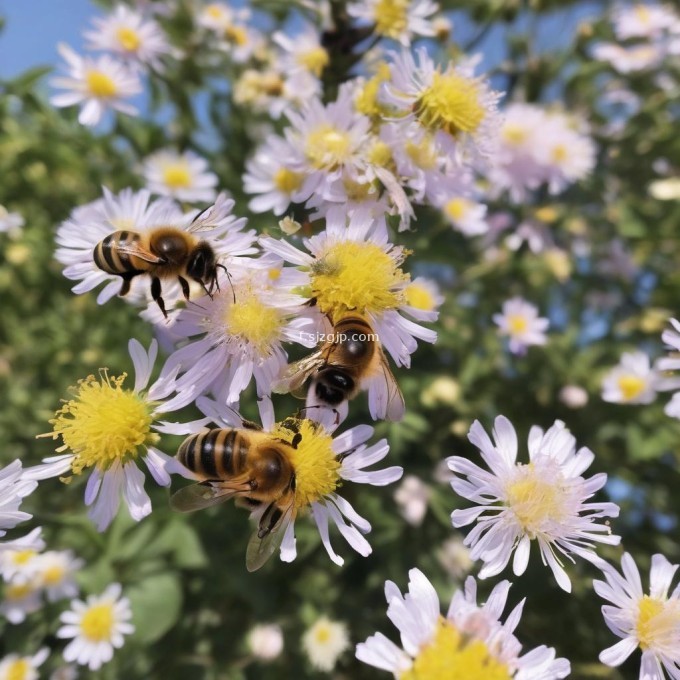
[93,230,147,276]
[177,428,248,480]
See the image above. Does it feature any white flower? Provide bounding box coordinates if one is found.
[436,535,474,580]
[178,398,403,567]
[613,3,679,40]
[247,623,284,661]
[592,42,664,73]
[595,552,680,679]
[449,416,621,592]
[601,351,663,404]
[302,617,350,672]
[383,48,502,161]
[0,648,49,680]
[656,318,680,418]
[0,206,24,236]
[35,550,84,602]
[50,44,141,126]
[0,460,37,542]
[493,297,549,355]
[142,149,218,203]
[438,195,488,235]
[394,475,431,526]
[559,385,589,409]
[24,339,196,531]
[85,4,171,71]
[347,0,439,46]
[356,568,570,678]
[57,583,134,671]
[0,577,44,624]
[196,3,260,63]
[273,21,329,78]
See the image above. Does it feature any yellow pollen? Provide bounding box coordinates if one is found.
[315,626,332,643]
[206,4,226,20]
[355,63,392,118]
[415,71,485,137]
[502,124,528,145]
[6,583,35,600]
[401,618,511,680]
[343,178,374,202]
[507,314,529,335]
[274,167,304,194]
[226,292,281,353]
[405,138,438,170]
[86,70,118,98]
[311,241,409,318]
[268,268,281,281]
[297,47,329,77]
[225,24,248,46]
[617,375,647,401]
[444,198,471,222]
[272,419,340,508]
[116,26,141,52]
[366,140,394,169]
[81,603,115,643]
[405,283,436,311]
[374,0,409,39]
[505,464,566,536]
[11,549,37,565]
[636,595,680,650]
[305,125,352,170]
[162,163,192,189]
[45,372,157,475]
[551,144,569,164]
[43,565,66,586]
[5,659,30,680]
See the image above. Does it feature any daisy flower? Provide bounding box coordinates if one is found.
[613,3,679,40]
[356,568,571,678]
[449,416,621,592]
[0,205,24,236]
[302,617,350,672]
[247,624,284,661]
[57,583,134,671]
[142,149,218,203]
[0,460,38,542]
[656,318,680,418]
[403,276,444,322]
[438,195,489,236]
[0,649,49,680]
[0,540,43,583]
[347,0,439,46]
[85,4,172,71]
[601,351,663,405]
[383,48,502,160]
[394,475,431,526]
[162,257,317,406]
[493,297,549,355]
[594,552,680,679]
[24,339,197,532]
[0,578,44,624]
[176,398,403,567]
[273,21,329,78]
[261,217,437,368]
[35,550,83,602]
[196,3,259,63]
[591,42,664,73]
[50,44,141,127]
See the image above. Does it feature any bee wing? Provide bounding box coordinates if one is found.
[245,499,296,572]
[169,482,241,513]
[371,350,405,422]
[187,204,223,233]
[113,241,164,264]
[272,351,326,395]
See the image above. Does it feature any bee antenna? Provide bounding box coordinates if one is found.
[217,263,236,304]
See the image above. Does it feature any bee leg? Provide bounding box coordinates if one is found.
[151,276,168,319]
[216,263,236,304]
[118,272,138,297]
[178,276,191,301]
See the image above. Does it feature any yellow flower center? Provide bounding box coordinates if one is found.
[374,0,409,39]
[617,375,646,401]
[636,595,680,651]
[634,5,651,24]
[507,314,529,335]
[206,4,226,20]
[343,178,374,202]
[305,125,353,170]
[162,163,192,189]
[43,564,66,585]
[86,70,118,98]
[355,63,392,118]
[502,124,528,145]
[81,603,115,643]
[534,206,558,223]
[11,549,37,565]
[116,26,141,52]
[225,292,282,353]
[225,24,248,46]
[401,618,511,680]
[274,168,304,194]
[405,283,436,311]
[551,144,568,164]
[272,419,340,508]
[366,140,394,169]
[310,241,409,318]
[414,71,485,138]
[444,198,471,222]
[505,464,567,536]
[405,138,438,170]
[297,47,329,77]
[46,372,157,475]
[315,625,332,643]
[5,659,30,680]
[6,583,35,601]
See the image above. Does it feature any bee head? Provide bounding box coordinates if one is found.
[186,242,218,285]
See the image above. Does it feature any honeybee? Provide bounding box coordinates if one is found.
[170,417,301,572]
[274,314,405,421]
[93,208,230,318]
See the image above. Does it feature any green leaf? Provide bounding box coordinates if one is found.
[127,572,183,644]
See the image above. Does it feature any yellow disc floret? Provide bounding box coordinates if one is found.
[81,603,115,642]
[297,47,330,77]
[414,71,485,138]
[374,0,409,40]
[405,282,437,312]
[225,291,282,354]
[116,26,141,52]
[636,595,680,651]
[273,419,340,509]
[507,314,529,336]
[46,372,157,475]
[274,168,304,194]
[305,125,353,170]
[617,375,646,401]
[86,71,118,98]
[311,241,409,318]
[5,658,31,680]
[401,618,511,680]
[444,198,471,222]
[355,63,392,118]
[162,163,192,189]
